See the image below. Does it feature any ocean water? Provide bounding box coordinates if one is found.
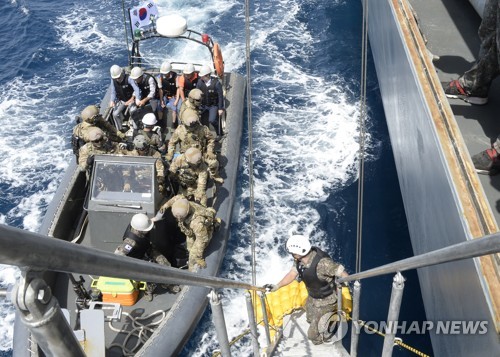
[0,0,432,356]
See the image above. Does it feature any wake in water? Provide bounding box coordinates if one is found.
[0,0,372,354]
[183,0,374,355]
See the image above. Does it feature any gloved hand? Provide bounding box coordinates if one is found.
[263,284,279,292]
[117,131,126,140]
[157,176,165,185]
[118,142,128,150]
[206,151,216,160]
[153,126,162,135]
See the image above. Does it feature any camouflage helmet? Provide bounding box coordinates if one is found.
[88,127,104,142]
[81,105,100,123]
[188,88,203,101]
[183,113,199,128]
[185,147,202,165]
[171,198,190,220]
[130,213,154,232]
[130,67,144,80]
[133,135,149,151]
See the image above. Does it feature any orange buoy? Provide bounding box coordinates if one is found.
[213,43,224,78]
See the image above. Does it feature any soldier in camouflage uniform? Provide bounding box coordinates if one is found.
[178,88,203,125]
[125,135,167,194]
[169,148,208,206]
[154,195,220,271]
[78,127,120,173]
[73,105,125,147]
[165,113,223,184]
[265,235,349,345]
[114,213,180,301]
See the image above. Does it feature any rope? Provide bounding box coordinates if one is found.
[356,0,369,274]
[108,310,166,356]
[245,0,257,289]
[346,315,430,357]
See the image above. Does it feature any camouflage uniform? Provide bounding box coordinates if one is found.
[158,194,219,271]
[169,154,208,206]
[460,0,500,97]
[73,119,124,144]
[178,100,200,125]
[294,249,345,344]
[165,124,220,179]
[78,140,118,172]
[137,129,164,151]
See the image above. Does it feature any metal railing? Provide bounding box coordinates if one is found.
[2,223,499,357]
[336,232,500,357]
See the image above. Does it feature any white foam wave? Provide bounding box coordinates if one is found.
[55,4,123,55]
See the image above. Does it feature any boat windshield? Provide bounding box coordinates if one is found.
[90,161,154,203]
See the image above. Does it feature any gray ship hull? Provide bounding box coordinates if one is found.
[366,0,499,355]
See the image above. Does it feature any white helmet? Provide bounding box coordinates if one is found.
[183,63,195,74]
[160,61,172,74]
[130,67,144,80]
[110,65,122,79]
[286,235,311,256]
[142,113,157,126]
[198,65,212,77]
[131,213,154,232]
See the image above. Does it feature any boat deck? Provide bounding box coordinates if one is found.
[409,0,500,224]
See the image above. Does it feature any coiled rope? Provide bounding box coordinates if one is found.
[108,310,166,356]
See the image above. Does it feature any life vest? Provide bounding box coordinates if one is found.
[204,79,219,107]
[113,74,135,101]
[160,72,177,98]
[182,74,198,98]
[137,73,159,99]
[121,224,151,259]
[297,247,336,299]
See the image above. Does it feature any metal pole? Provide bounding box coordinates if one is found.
[245,292,260,356]
[350,281,361,357]
[337,284,343,341]
[0,224,265,292]
[338,232,500,283]
[258,292,271,346]
[382,273,405,357]
[209,290,231,357]
[12,271,85,357]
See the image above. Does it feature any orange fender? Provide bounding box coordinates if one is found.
[213,43,224,78]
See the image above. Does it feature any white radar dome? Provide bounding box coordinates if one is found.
[157,15,188,38]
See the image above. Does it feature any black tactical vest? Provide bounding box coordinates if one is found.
[160,72,177,98]
[121,224,150,259]
[113,74,135,101]
[297,247,335,299]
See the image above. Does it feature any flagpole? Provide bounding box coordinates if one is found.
[121,0,131,65]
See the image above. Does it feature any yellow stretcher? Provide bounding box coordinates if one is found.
[253,281,352,341]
